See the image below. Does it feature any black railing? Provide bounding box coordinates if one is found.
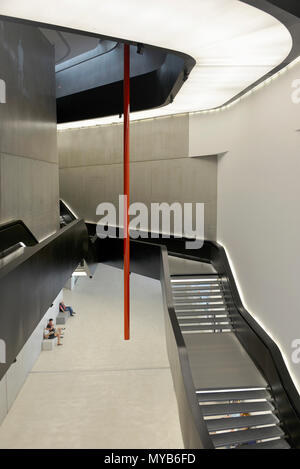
[159,246,213,448]
[0,219,38,252]
[87,224,300,448]
[0,219,88,381]
[60,199,77,227]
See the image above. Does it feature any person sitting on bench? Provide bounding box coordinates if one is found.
[45,319,63,346]
[59,301,76,317]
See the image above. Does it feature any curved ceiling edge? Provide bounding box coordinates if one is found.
[0,13,195,123]
[0,1,297,126]
[56,50,188,123]
[225,0,300,111]
[265,1,300,18]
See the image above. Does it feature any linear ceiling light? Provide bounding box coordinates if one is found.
[0,0,292,128]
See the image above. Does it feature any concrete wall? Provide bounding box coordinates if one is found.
[0,20,60,425]
[58,114,217,239]
[0,20,59,240]
[190,61,300,390]
[0,291,62,425]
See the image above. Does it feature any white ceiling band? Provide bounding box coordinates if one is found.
[0,0,292,127]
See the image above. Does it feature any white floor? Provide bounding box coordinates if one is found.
[0,264,183,449]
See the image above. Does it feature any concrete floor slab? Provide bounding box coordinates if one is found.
[169,256,216,276]
[0,264,183,449]
[0,368,182,449]
[184,332,267,390]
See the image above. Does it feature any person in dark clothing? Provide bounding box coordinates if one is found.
[44,319,63,345]
[59,301,76,317]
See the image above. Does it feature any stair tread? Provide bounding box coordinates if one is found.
[177,313,229,319]
[175,297,224,302]
[174,300,225,306]
[172,283,221,287]
[197,389,271,403]
[173,291,223,297]
[171,279,220,284]
[200,401,274,417]
[171,274,219,279]
[181,325,232,333]
[175,306,227,312]
[172,283,223,293]
[236,438,290,449]
[179,318,231,326]
[211,425,284,448]
[206,413,279,433]
[171,274,287,450]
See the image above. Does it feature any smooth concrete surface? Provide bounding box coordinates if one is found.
[59,158,217,240]
[42,338,58,351]
[189,60,300,390]
[58,114,217,240]
[56,311,70,325]
[184,333,267,390]
[0,292,62,425]
[58,114,189,167]
[169,256,216,276]
[0,265,183,449]
[0,21,58,163]
[0,154,59,240]
[0,19,59,240]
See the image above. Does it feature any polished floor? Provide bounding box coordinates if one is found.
[0,265,183,449]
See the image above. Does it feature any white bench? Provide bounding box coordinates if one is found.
[42,337,58,351]
[56,310,70,325]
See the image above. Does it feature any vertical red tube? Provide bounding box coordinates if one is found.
[123,44,130,340]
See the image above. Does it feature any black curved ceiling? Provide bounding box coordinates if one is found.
[56,43,192,123]
[266,0,300,18]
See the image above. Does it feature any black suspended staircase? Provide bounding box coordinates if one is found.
[170,270,290,449]
[85,224,300,449]
[3,208,299,449]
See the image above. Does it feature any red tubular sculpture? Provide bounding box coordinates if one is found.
[123,44,130,340]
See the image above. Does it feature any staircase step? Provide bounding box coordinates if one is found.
[172,283,221,288]
[179,318,231,327]
[174,296,224,302]
[236,438,290,449]
[175,308,228,315]
[173,291,223,297]
[175,305,227,311]
[172,286,221,293]
[177,313,229,320]
[174,300,225,306]
[206,413,279,433]
[211,425,284,448]
[200,401,274,417]
[173,286,221,292]
[171,277,219,284]
[181,324,233,333]
[197,389,271,403]
[170,273,289,449]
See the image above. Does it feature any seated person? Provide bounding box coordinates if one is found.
[44,319,63,346]
[59,301,76,317]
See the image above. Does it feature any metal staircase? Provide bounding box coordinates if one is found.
[170,272,291,449]
[171,275,232,334]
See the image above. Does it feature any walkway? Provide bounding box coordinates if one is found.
[0,264,183,449]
